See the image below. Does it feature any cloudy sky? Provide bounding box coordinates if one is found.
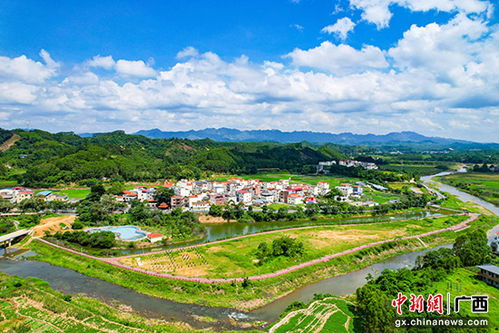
[0,0,498,142]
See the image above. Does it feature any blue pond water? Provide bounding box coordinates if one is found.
[86,226,147,241]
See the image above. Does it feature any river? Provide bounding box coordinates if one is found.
[0,172,497,330]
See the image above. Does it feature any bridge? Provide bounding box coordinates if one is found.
[0,229,32,248]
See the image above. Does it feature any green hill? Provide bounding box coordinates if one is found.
[0,129,347,187]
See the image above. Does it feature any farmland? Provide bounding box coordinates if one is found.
[269,297,357,333]
[119,215,467,279]
[437,172,499,206]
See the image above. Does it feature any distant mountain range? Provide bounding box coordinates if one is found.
[128,128,490,147]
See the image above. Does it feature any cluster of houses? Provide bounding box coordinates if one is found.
[117,179,332,212]
[333,182,379,207]
[0,187,34,203]
[0,187,75,204]
[317,160,378,173]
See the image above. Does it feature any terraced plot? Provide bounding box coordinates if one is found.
[270,297,355,333]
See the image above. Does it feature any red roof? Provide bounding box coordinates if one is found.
[147,233,163,238]
[237,190,250,193]
[158,202,168,208]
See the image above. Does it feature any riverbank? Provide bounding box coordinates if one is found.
[0,272,204,332]
[26,213,494,311]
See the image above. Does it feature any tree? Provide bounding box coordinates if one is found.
[108,181,125,195]
[87,183,106,201]
[209,204,223,217]
[356,284,397,333]
[271,237,304,257]
[153,187,174,207]
[453,229,491,266]
[415,247,461,272]
[256,242,271,263]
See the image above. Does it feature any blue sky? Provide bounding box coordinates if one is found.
[0,0,498,141]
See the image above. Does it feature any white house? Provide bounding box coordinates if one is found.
[236,190,252,204]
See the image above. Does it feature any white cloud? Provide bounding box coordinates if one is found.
[321,17,356,40]
[349,0,493,29]
[176,47,199,59]
[87,55,115,69]
[0,14,498,141]
[291,24,304,31]
[0,53,56,83]
[115,59,156,77]
[286,41,388,74]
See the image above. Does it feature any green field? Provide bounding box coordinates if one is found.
[270,297,357,333]
[121,215,467,279]
[0,273,202,332]
[438,173,499,206]
[362,189,401,204]
[210,173,360,187]
[382,164,452,176]
[423,268,499,329]
[52,188,90,199]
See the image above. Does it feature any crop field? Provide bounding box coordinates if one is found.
[210,173,360,187]
[120,215,467,278]
[381,163,451,175]
[52,188,90,199]
[362,189,401,204]
[438,172,499,206]
[270,297,355,333]
[0,273,197,333]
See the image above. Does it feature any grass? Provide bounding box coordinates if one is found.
[423,268,499,329]
[119,215,468,278]
[0,273,203,332]
[26,215,497,311]
[381,164,452,176]
[438,172,499,206]
[361,189,401,204]
[52,188,90,199]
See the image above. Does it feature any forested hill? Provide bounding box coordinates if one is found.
[0,129,346,187]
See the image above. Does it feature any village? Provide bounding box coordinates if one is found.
[0,177,382,213]
[117,177,381,212]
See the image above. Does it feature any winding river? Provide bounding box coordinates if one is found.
[0,171,497,330]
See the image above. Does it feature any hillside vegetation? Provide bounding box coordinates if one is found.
[0,128,346,187]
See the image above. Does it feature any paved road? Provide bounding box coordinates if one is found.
[35,213,478,284]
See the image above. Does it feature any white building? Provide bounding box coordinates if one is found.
[236,190,252,204]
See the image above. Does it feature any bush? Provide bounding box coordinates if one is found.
[54,230,116,249]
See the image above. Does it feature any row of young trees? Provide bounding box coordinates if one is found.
[207,191,432,223]
[356,228,493,333]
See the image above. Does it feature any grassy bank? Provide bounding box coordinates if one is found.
[0,273,202,332]
[27,215,496,310]
[437,172,499,206]
[120,215,468,279]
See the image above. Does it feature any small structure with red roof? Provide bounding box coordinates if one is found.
[147,233,164,243]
